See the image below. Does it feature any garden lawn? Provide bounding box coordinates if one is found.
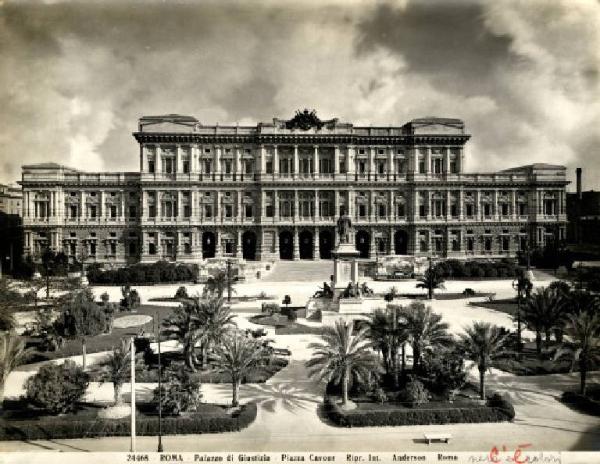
[469,298,518,316]
[26,304,174,362]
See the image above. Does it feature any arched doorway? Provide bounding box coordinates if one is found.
[202,231,216,259]
[355,230,370,259]
[394,230,409,255]
[299,230,313,260]
[242,231,257,261]
[319,230,333,259]
[279,230,293,260]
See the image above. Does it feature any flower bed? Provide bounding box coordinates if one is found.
[323,396,513,427]
[0,402,257,440]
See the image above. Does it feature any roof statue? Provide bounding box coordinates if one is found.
[285,109,324,131]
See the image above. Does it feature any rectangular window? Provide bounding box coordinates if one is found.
[149,243,156,255]
[358,161,366,174]
[419,204,426,218]
[110,242,117,256]
[224,160,232,174]
[224,204,233,218]
[266,205,274,218]
[518,203,526,216]
[129,206,137,218]
[204,205,212,218]
[466,204,474,217]
[339,161,346,174]
[359,204,367,218]
[110,205,117,218]
[148,160,155,173]
[483,204,491,217]
[266,161,273,174]
[418,159,426,174]
[129,242,137,256]
[502,236,510,251]
[377,162,385,175]
[89,206,97,218]
[397,203,405,217]
[183,161,190,174]
[149,205,156,218]
[89,242,97,256]
[70,205,77,219]
[184,205,191,218]
[378,204,386,217]
[467,237,474,252]
[501,204,509,216]
[450,160,457,174]
[245,205,253,218]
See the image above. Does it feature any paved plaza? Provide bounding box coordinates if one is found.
[2,262,599,452]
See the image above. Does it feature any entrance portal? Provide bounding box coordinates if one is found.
[299,230,314,260]
[394,230,409,255]
[319,230,333,259]
[279,231,293,260]
[202,231,216,259]
[242,231,257,260]
[355,230,370,259]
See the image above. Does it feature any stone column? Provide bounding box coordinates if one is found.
[215,146,222,175]
[313,145,319,177]
[333,190,339,218]
[142,191,148,219]
[347,145,355,175]
[235,146,242,175]
[215,231,222,258]
[120,192,126,220]
[458,189,464,220]
[140,146,147,173]
[446,190,451,219]
[294,189,299,222]
[273,145,279,176]
[368,147,375,176]
[426,191,432,220]
[313,190,319,221]
[444,147,450,174]
[175,145,181,175]
[348,190,354,218]
[314,226,320,259]
[369,227,377,258]
[334,145,340,175]
[274,190,280,219]
[387,147,394,178]
[156,146,162,174]
[293,145,299,179]
[177,191,182,219]
[260,145,266,174]
[511,190,517,219]
[425,147,432,175]
[293,227,300,260]
[237,191,243,222]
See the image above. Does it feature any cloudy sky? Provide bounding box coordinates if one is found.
[1,0,599,190]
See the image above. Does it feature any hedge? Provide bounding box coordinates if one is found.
[0,402,257,441]
[434,259,520,279]
[87,261,199,285]
[323,397,512,427]
[561,391,600,416]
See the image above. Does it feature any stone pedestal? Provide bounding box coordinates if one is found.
[332,243,360,288]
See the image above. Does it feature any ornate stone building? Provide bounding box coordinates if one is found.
[20,111,568,265]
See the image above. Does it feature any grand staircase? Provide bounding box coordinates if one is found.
[262,260,333,282]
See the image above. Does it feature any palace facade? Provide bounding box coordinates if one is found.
[20,111,568,265]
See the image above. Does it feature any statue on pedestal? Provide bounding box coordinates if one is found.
[337,207,353,245]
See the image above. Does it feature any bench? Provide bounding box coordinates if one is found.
[424,433,452,445]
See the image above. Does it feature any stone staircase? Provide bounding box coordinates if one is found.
[261,260,333,282]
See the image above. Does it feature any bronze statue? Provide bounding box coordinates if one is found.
[337,206,353,244]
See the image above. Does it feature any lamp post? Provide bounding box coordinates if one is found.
[511,278,523,360]
[226,259,233,303]
[156,310,163,452]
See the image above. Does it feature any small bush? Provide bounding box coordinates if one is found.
[487,393,515,421]
[25,361,89,415]
[371,387,388,404]
[152,369,203,416]
[100,292,110,305]
[174,286,189,299]
[401,377,429,407]
[261,302,280,315]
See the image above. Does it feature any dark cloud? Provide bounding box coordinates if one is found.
[0,0,598,191]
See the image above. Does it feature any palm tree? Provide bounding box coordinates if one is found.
[0,331,30,404]
[102,339,131,405]
[566,290,600,317]
[196,297,236,368]
[404,302,452,370]
[367,306,409,386]
[416,266,445,299]
[212,331,268,407]
[203,271,234,299]
[162,299,204,371]
[523,287,563,357]
[459,322,508,400]
[306,320,378,407]
[554,312,600,396]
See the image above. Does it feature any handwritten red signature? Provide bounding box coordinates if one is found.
[489,443,532,464]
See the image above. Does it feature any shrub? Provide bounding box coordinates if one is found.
[561,391,600,416]
[324,397,512,427]
[25,361,89,415]
[421,350,466,399]
[401,377,429,407]
[371,387,388,404]
[152,369,203,416]
[261,303,280,315]
[120,286,141,311]
[100,292,110,305]
[287,310,298,322]
[487,393,516,420]
[174,286,189,299]
[485,267,498,278]
[0,403,257,440]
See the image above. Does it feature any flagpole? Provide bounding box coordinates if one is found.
[131,336,136,452]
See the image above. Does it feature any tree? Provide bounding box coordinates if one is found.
[416,265,445,299]
[459,322,508,400]
[0,278,26,331]
[212,331,268,407]
[203,270,234,299]
[523,287,564,357]
[195,297,236,368]
[367,306,409,386]
[57,290,107,370]
[152,363,203,415]
[282,295,291,311]
[0,331,30,404]
[421,348,466,400]
[403,302,452,371]
[101,339,131,405]
[162,299,204,371]
[120,285,140,311]
[554,312,600,396]
[306,320,378,407]
[25,360,89,414]
[566,290,600,317]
